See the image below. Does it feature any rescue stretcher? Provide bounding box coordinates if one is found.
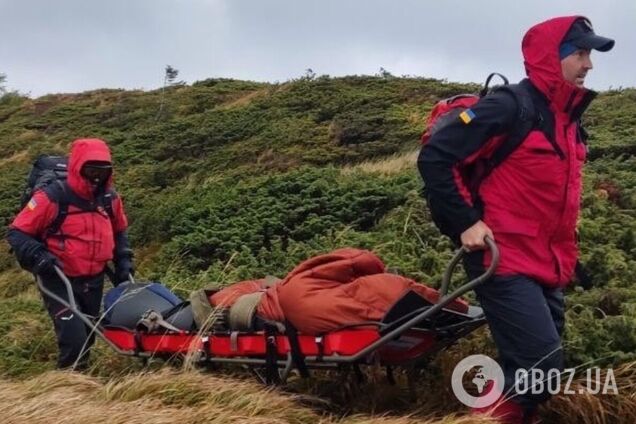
[37,238,498,384]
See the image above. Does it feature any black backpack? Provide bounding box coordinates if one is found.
[421,74,540,203]
[420,75,542,240]
[21,154,116,235]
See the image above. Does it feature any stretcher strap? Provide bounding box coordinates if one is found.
[264,324,281,385]
[228,292,263,331]
[315,336,324,361]
[133,331,143,356]
[285,321,310,379]
[230,331,239,352]
[202,336,211,359]
[386,365,396,385]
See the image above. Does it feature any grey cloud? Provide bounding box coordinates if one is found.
[0,0,632,97]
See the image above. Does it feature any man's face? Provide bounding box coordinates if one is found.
[561,49,593,88]
[81,161,112,188]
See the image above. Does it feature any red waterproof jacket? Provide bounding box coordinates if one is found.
[11,139,128,277]
[419,16,596,286]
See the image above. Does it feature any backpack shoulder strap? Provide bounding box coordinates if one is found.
[43,182,118,234]
[42,180,69,235]
[100,190,117,220]
[488,83,538,169]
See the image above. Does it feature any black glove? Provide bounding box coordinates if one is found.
[32,250,60,277]
[114,257,134,286]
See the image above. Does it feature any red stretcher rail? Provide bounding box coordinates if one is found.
[35,237,499,375]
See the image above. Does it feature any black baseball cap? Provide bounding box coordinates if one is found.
[563,18,614,52]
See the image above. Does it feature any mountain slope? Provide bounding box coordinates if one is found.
[0,76,635,422]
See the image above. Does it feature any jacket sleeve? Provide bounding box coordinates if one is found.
[417,91,518,240]
[111,196,132,260]
[7,190,58,270]
[111,195,129,233]
[114,231,133,260]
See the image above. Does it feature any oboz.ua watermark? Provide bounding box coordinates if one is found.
[451,354,618,407]
[514,367,618,396]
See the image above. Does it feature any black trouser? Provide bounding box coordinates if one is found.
[38,272,104,370]
[474,274,565,413]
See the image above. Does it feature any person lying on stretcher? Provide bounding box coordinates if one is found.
[189,248,469,335]
[105,248,471,335]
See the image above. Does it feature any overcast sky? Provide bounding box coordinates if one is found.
[1,0,634,98]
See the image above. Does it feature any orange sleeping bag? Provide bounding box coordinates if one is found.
[210,248,468,335]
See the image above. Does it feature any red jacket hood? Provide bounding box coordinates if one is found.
[522,15,591,112]
[67,138,114,199]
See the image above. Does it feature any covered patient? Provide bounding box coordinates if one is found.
[195,248,467,335]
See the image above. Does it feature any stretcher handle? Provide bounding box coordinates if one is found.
[319,237,499,363]
[439,236,499,297]
[34,265,147,357]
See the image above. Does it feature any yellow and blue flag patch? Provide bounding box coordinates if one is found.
[459,109,476,124]
[27,198,38,210]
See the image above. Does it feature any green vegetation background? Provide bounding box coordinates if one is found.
[0,75,634,377]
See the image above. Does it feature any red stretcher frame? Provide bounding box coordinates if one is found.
[37,238,498,383]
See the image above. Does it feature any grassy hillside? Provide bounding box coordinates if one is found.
[0,75,635,423]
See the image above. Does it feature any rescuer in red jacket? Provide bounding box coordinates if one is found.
[418,16,614,423]
[7,138,133,369]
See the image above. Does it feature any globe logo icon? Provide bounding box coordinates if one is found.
[451,354,505,408]
[472,366,489,394]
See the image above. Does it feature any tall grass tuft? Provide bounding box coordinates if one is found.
[0,368,504,424]
[341,150,419,177]
[543,361,636,423]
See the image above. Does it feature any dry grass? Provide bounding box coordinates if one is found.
[0,267,33,299]
[543,361,636,424]
[255,148,300,172]
[0,369,503,424]
[406,110,429,127]
[0,369,325,424]
[341,150,419,177]
[342,415,496,424]
[4,314,49,346]
[1,295,634,423]
[0,149,30,167]
[218,89,267,110]
[5,353,633,423]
